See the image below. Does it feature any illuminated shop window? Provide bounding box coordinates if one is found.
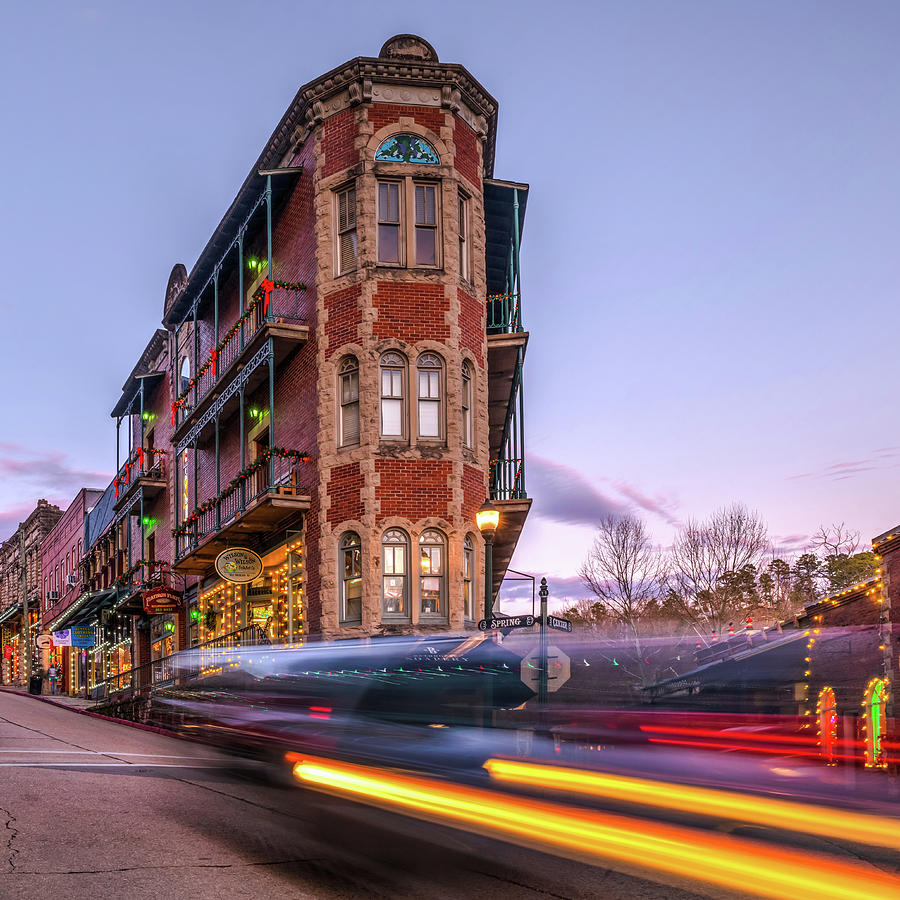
[419,529,447,618]
[864,677,889,768]
[382,529,410,620]
[340,532,362,625]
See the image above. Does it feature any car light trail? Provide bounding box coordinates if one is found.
[483,758,900,851]
[287,753,900,900]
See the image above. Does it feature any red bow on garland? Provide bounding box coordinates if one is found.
[261,278,274,316]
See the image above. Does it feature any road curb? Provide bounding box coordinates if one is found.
[0,686,191,742]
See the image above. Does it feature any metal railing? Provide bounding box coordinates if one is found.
[490,458,526,500]
[486,292,522,333]
[92,624,269,701]
[175,454,303,560]
[176,289,306,428]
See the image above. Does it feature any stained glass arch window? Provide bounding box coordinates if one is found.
[375,134,440,165]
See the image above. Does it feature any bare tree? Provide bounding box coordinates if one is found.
[811,523,860,558]
[578,515,666,685]
[669,503,768,636]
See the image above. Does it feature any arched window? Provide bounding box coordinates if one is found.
[339,532,362,625]
[463,535,475,621]
[380,351,406,438]
[375,134,440,165]
[817,686,837,765]
[180,357,190,393]
[338,356,360,447]
[461,361,474,449]
[419,530,447,618]
[417,353,443,439]
[864,677,889,768]
[382,529,410,620]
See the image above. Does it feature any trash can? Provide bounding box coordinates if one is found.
[28,674,42,695]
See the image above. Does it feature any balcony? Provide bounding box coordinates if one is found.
[174,450,310,575]
[113,448,167,515]
[172,282,309,441]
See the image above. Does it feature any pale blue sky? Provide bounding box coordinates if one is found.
[1,1,898,605]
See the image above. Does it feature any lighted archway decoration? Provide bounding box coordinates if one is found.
[817,686,837,765]
[375,134,440,165]
[863,677,889,768]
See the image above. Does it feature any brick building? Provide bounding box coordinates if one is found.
[37,488,103,690]
[45,35,530,697]
[0,500,61,684]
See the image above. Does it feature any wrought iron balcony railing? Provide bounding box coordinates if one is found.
[490,457,526,500]
[486,291,522,334]
[174,282,306,429]
[174,450,307,560]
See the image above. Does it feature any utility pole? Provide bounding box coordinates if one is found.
[20,529,30,687]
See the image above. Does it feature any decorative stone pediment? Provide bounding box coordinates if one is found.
[379,34,438,62]
[164,263,187,318]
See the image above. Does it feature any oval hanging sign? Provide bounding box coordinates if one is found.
[215,548,263,584]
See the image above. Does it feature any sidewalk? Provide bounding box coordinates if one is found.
[0,683,97,711]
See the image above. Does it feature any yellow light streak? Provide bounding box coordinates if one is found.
[483,758,900,852]
[288,754,900,900]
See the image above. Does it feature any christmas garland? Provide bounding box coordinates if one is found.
[172,447,310,537]
[114,447,168,498]
[113,558,172,589]
[171,279,306,424]
[485,291,520,303]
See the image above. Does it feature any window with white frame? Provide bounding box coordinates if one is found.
[376,178,442,269]
[335,184,358,274]
[382,529,410,619]
[419,530,447,617]
[417,353,443,439]
[340,532,362,625]
[338,356,360,447]
[380,351,406,438]
[458,191,470,280]
[462,361,474,449]
[464,535,475,620]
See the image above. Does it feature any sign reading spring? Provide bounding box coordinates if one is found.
[215,548,263,584]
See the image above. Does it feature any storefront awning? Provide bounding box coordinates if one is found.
[0,602,23,626]
[47,589,117,632]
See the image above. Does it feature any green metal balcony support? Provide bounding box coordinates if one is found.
[518,345,526,494]
[139,380,145,557]
[266,175,273,280]
[215,412,221,531]
[192,297,199,408]
[238,231,245,349]
[512,188,522,330]
[213,266,219,356]
[239,386,245,507]
[268,338,275,487]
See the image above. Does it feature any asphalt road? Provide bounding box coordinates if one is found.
[0,690,736,900]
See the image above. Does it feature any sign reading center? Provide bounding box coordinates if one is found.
[215,548,263,584]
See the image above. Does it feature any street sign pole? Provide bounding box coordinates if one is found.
[538,577,549,708]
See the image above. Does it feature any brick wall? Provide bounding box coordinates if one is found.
[327,462,364,524]
[453,115,481,189]
[369,104,444,136]
[462,463,486,525]
[373,282,449,343]
[322,108,358,178]
[459,287,485,369]
[375,460,452,521]
[324,285,362,358]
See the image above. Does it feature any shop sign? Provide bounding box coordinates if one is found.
[69,626,95,649]
[215,548,263,584]
[3,645,12,659]
[144,586,182,615]
[51,630,72,647]
[35,633,53,651]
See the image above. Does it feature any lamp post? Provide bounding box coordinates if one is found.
[476,499,499,624]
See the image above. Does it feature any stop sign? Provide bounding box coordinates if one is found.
[520,645,571,693]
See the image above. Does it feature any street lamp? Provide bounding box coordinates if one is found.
[476,499,499,623]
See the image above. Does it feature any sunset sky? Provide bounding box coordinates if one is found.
[1,1,898,608]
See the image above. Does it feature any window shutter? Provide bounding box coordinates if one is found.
[339,231,357,273]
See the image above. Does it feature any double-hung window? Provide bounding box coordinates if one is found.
[461,362,473,449]
[464,535,475,620]
[419,530,447,618]
[458,191,470,280]
[380,352,406,438]
[376,179,441,268]
[382,529,410,619]
[417,353,442,440]
[339,356,360,446]
[340,532,362,625]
